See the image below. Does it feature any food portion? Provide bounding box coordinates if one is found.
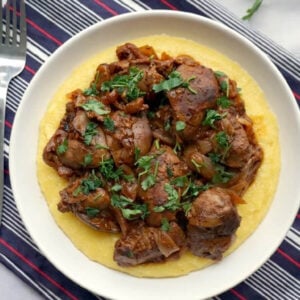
[37,35,280,277]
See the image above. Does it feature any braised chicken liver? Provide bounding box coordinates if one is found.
[43,42,263,267]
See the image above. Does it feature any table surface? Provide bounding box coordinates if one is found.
[1,0,299,299]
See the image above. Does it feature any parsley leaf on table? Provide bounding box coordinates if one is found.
[242,0,263,20]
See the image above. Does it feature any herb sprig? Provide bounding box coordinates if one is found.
[101,67,145,101]
[153,71,197,94]
[81,99,110,115]
[242,0,263,20]
[111,194,148,220]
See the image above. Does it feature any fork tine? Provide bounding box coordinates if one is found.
[5,0,10,44]
[11,0,17,45]
[19,0,26,49]
[0,0,2,42]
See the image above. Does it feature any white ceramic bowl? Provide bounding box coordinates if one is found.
[9,11,300,300]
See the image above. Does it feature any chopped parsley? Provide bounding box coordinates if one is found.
[152,71,197,94]
[134,147,141,162]
[242,0,263,20]
[161,218,170,232]
[72,170,103,196]
[175,121,186,131]
[212,165,234,184]
[202,109,226,128]
[215,131,230,149]
[135,154,155,177]
[153,183,180,212]
[99,158,123,181]
[101,67,145,101]
[181,202,192,216]
[83,82,99,96]
[81,99,110,115]
[85,207,100,218]
[171,175,189,188]
[56,139,68,155]
[214,70,227,78]
[111,194,148,220]
[82,153,93,167]
[208,152,222,164]
[103,117,115,132]
[110,183,122,192]
[182,181,211,200]
[83,122,98,145]
[217,96,231,108]
[140,160,159,191]
[141,174,156,191]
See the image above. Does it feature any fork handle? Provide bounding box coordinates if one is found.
[0,76,9,222]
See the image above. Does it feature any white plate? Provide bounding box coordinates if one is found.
[9,11,300,300]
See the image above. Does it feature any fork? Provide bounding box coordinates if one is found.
[0,0,26,222]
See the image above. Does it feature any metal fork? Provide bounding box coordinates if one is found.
[0,0,26,221]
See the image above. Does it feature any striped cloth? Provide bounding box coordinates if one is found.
[1,1,299,299]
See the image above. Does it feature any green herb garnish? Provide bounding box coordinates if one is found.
[103,117,115,131]
[171,175,188,188]
[85,207,100,218]
[217,96,231,108]
[135,154,155,177]
[175,121,186,131]
[161,218,170,232]
[202,109,226,128]
[215,131,230,149]
[141,174,156,191]
[56,139,68,155]
[134,147,141,161]
[83,122,98,145]
[111,194,148,220]
[111,183,122,192]
[101,67,145,101]
[182,181,210,200]
[153,183,180,212]
[83,82,99,96]
[212,165,234,184]
[153,71,197,94]
[81,99,110,115]
[242,0,263,20]
[99,158,123,181]
[82,153,93,167]
[208,152,222,164]
[73,171,103,197]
